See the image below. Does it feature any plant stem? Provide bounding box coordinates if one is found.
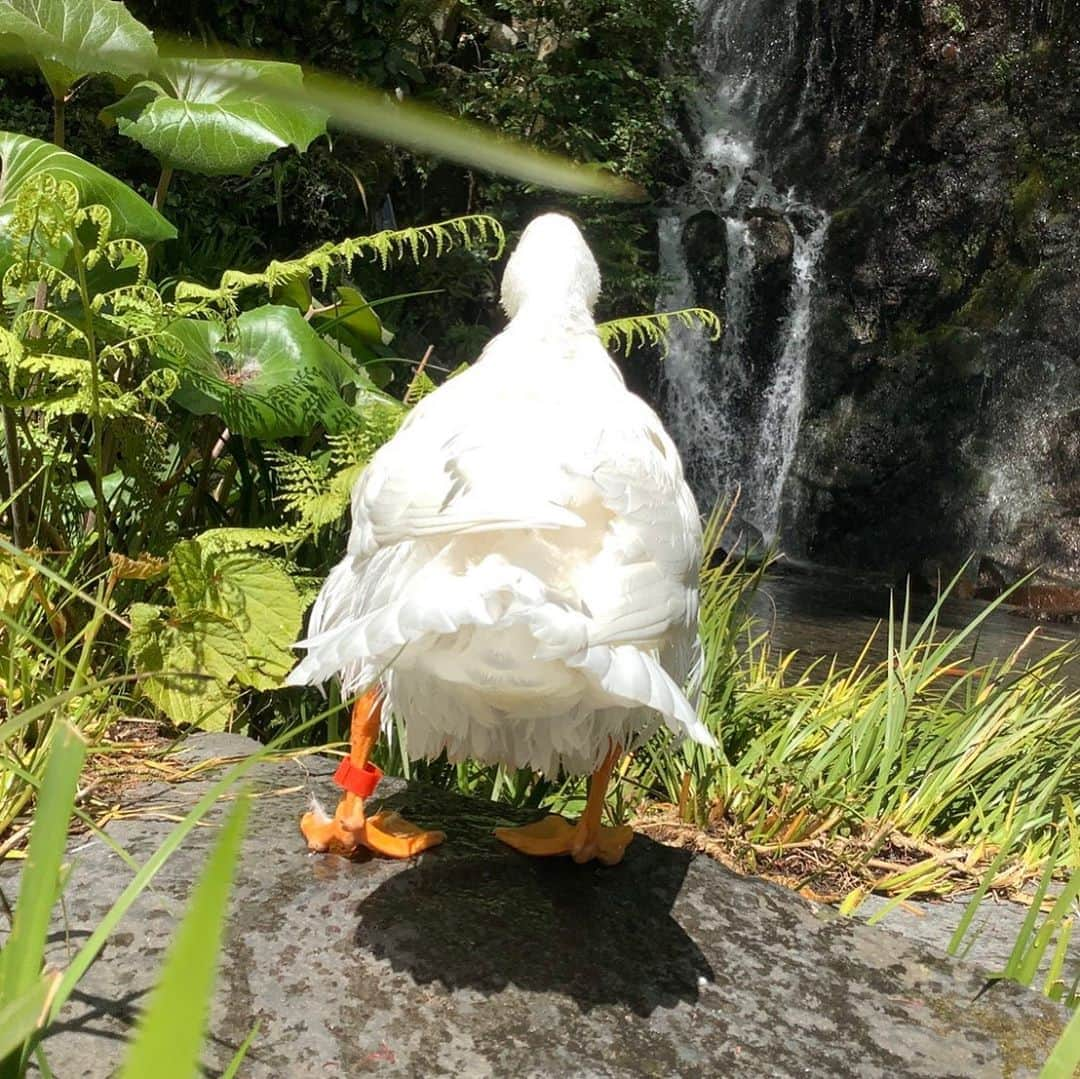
[69,231,106,561]
[153,164,174,212]
[52,95,65,148]
[2,405,27,547]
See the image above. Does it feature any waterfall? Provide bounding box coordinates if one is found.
[659,0,828,546]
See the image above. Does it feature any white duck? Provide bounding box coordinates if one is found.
[288,212,712,865]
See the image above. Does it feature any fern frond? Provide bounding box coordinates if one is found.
[403,370,438,407]
[196,527,304,554]
[0,326,25,391]
[597,307,722,358]
[102,238,149,283]
[182,215,505,309]
[9,175,79,249]
[75,204,112,268]
[12,309,90,355]
[3,260,80,306]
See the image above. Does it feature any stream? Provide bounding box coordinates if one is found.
[752,563,1080,690]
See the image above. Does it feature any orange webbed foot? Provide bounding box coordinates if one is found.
[301,794,445,860]
[494,814,634,866]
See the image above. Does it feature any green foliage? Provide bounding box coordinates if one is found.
[129,537,304,728]
[0,0,155,98]
[119,794,251,1079]
[941,4,967,34]
[176,213,504,312]
[103,58,329,176]
[598,307,722,357]
[0,132,175,276]
[164,304,369,439]
[631,544,1080,899]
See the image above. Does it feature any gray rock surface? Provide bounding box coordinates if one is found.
[4,733,1068,1078]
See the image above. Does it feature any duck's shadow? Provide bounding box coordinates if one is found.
[353,788,713,1015]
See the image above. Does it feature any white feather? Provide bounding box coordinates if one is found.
[290,213,708,775]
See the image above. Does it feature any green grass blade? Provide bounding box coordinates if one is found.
[0,975,56,1062]
[0,722,85,1004]
[220,1021,261,1079]
[948,817,1030,957]
[49,711,323,1021]
[119,794,251,1079]
[1040,1003,1080,1079]
[1017,866,1080,987]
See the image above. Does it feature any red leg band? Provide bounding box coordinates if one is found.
[333,758,383,798]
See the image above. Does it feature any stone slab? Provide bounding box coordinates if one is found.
[2,733,1067,1078]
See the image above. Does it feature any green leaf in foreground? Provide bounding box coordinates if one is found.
[168,539,304,691]
[0,722,85,1005]
[104,58,328,175]
[0,132,176,277]
[1040,1004,1080,1079]
[119,794,250,1079]
[201,550,303,691]
[163,305,366,439]
[0,722,84,1072]
[0,0,156,98]
[0,975,58,1064]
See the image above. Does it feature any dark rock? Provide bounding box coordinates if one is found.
[745,207,794,267]
[682,209,728,315]
[710,0,1080,582]
[4,734,1068,1078]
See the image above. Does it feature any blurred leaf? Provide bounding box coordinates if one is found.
[103,59,328,175]
[1041,1005,1080,1078]
[0,0,156,98]
[0,974,57,1063]
[297,69,642,199]
[0,721,84,1020]
[119,794,250,1079]
[0,132,176,277]
[163,305,368,439]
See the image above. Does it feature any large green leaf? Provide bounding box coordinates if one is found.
[0,132,175,277]
[0,0,156,98]
[201,550,303,692]
[163,304,367,439]
[167,539,303,691]
[104,59,328,175]
[128,603,244,731]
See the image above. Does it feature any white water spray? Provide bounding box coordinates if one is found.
[659,0,829,546]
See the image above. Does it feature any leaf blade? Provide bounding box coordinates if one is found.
[118,794,251,1079]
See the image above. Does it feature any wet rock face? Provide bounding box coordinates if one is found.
[682,209,728,314]
[755,2,1080,580]
[681,206,796,384]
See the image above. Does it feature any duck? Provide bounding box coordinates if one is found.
[287,212,712,866]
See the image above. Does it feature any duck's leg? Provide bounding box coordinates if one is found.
[494,742,634,866]
[300,687,446,858]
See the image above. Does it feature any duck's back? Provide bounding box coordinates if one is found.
[289,309,708,775]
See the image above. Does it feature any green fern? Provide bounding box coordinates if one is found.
[597,307,722,357]
[174,215,505,312]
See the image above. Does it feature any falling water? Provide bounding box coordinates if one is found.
[659,0,829,546]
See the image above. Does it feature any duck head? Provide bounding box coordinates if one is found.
[500,213,602,320]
